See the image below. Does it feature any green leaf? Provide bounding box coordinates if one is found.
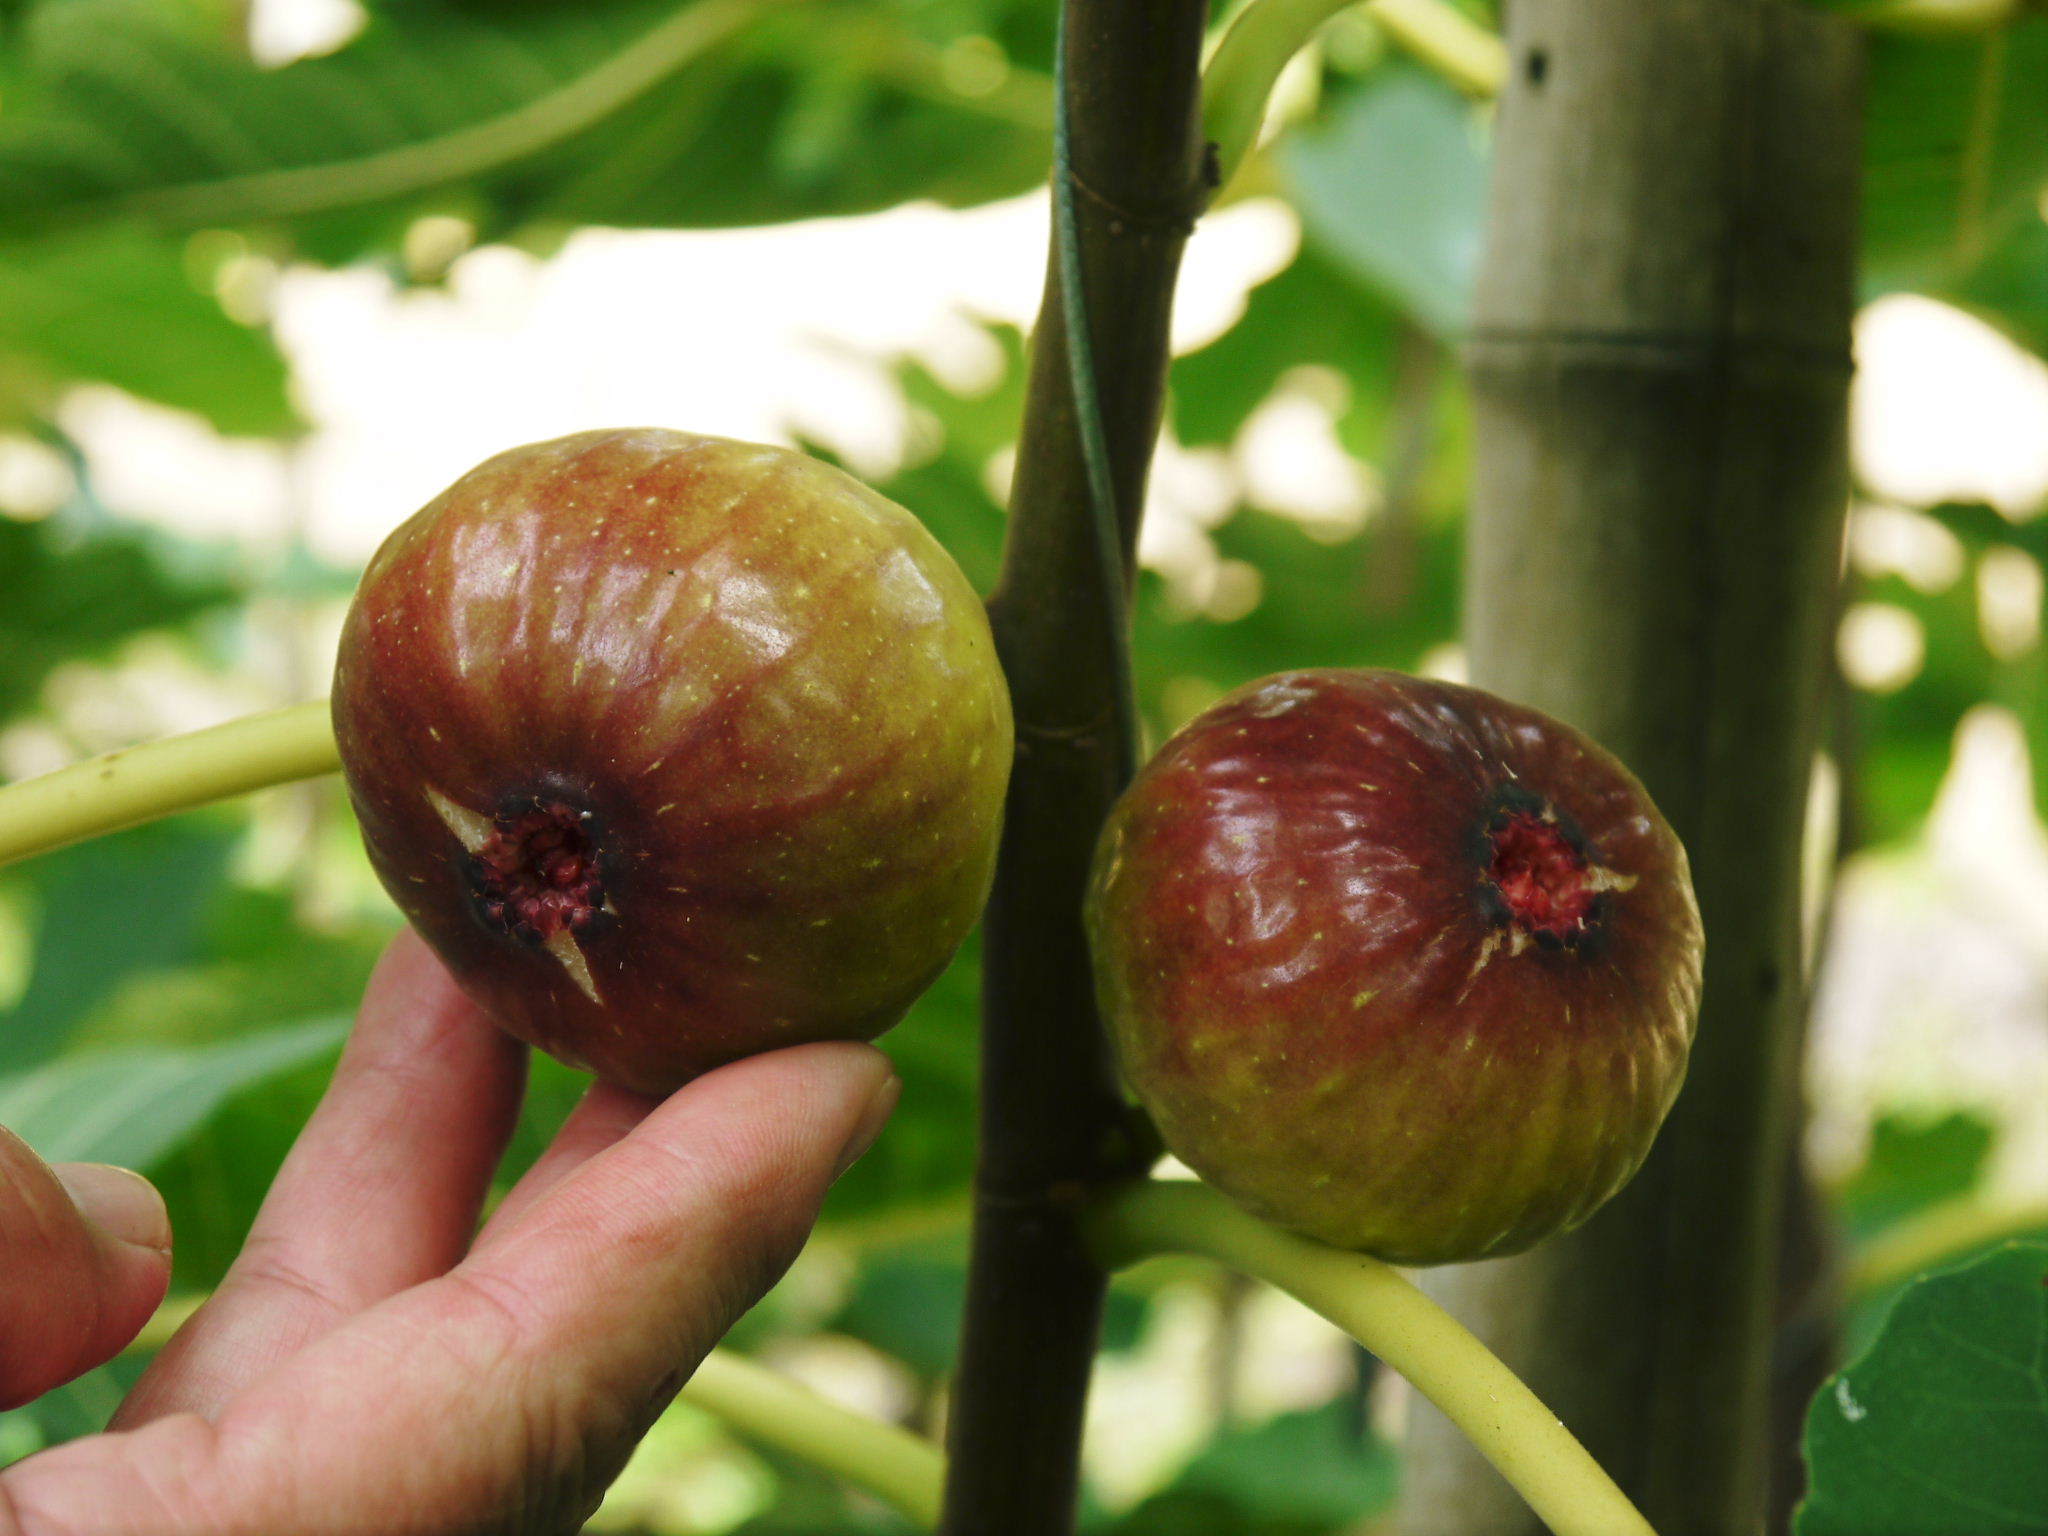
[0,510,240,726]
[0,1016,343,1167]
[1103,1402,1397,1535]
[1281,66,1488,337]
[819,930,980,1223]
[827,1231,1148,1381]
[1800,1242,2048,1536]
[0,227,295,434]
[1170,243,1402,451]
[0,0,1050,253]
[1839,1111,1997,1243]
[0,1355,145,1467]
[1947,214,2048,360]
[1862,22,2048,296]
[0,822,237,1071]
[147,1041,341,1290]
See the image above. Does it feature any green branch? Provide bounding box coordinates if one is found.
[0,702,339,871]
[1085,1181,1657,1536]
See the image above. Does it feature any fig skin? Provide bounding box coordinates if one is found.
[1086,669,1702,1266]
[334,428,1012,1095]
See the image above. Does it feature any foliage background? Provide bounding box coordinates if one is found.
[1,0,2046,1528]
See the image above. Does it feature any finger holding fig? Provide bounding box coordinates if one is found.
[334,429,1012,1096]
[1086,669,1703,1266]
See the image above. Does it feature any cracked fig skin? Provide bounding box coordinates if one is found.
[1086,669,1703,1265]
[334,429,1012,1095]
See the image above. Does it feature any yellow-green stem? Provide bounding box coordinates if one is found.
[1085,1180,1656,1536]
[1204,0,1506,193]
[0,702,340,872]
[683,1349,944,1527]
[1849,1196,2048,1295]
[128,1297,944,1528]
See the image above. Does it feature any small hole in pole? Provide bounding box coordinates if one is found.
[1526,48,1548,85]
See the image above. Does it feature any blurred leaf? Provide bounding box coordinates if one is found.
[1862,22,2048,296]
[1169,243,1402,451]
[1101,1402,1397,1536]
[1847,566,1990,844]
[0,821,237,1070]
[0,0,1050,256]
[1838,1111,1997,1244]
[831,1230,1148,1381]
[726,1454,916,1535]
[819,930,980,1224]
[1947,214,2048,360]
[0,1354,145,1467]
[1282,65,1488,337]
[1132,505,1462,735]
[0,1015,343,1165]
[0,227,295,434]
[0,512,239,725]
[148,1042,340,1289]
[1799,1242,2048,1535]
[831,1246,972,1380]
[76,885,389,1048]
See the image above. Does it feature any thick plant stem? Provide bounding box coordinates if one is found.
[1086,1182,1656,1536]
[937,0,1210,1532]
[1404,5,1864,1534]
[0,702,339,871]
[683,1350,945,1528]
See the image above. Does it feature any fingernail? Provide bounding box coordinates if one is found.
[54,1163,172,1255]
[833,1073,901,1180]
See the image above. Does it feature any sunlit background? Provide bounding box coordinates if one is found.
[4,0,2047,1528]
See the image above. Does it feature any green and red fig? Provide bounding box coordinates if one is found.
[334,428,1012,1095]
[1086,669,1702,1265]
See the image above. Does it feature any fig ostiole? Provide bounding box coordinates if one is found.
[1085,669,1703,1266]
[334,428,1013,1096]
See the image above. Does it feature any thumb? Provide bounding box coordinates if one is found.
[0,1130,172,1409]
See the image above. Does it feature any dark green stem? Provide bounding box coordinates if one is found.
[936,1,1211,1531]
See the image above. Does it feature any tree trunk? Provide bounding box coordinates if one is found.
[1399,5,1862,1534]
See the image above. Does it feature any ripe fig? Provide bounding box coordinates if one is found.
[1086,669,1702,1265]
[333,428,1012,1095]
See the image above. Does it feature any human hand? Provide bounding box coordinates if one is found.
[0,929,898,1535]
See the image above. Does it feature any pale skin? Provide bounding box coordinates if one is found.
[0,929,900,1536]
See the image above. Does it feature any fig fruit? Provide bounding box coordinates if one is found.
[334,428,1012,1095]
[1086,669,1702,1265]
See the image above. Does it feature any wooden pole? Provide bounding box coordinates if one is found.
[1400,5,1863,1533]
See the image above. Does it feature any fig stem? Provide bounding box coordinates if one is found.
[0,701,340,871]
[124,1301,945,1528]
[1084,1180,1658,1536]
[1202,0,1505,193]
[681,1349,945,1527]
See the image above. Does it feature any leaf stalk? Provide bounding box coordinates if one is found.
[1085,1181,1657,1536]
[0,702,339,872]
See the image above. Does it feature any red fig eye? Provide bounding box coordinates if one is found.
[1485,807,1596,943]
[469,799,606,943]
